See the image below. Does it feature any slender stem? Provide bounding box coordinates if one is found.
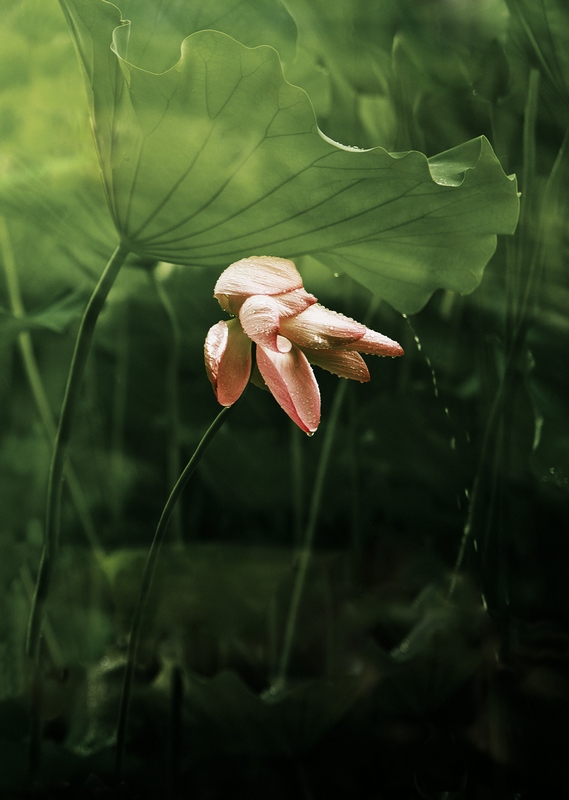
[0,217,103,558]
[508,69,539,342]
[273,379,348,690]
[114,403,235,781]
[26,243,129,665]
[516,121,569,337]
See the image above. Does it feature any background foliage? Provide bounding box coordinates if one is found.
[1,0,568,797]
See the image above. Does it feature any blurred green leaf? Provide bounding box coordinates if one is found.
[282,0,398,95]
[0,288,91,345]
[186,670,360,755]
[0,0,117,312]
[116,0,297,73]
[506,0,569,116]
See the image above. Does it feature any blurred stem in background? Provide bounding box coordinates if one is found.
[273,377,348,691]
[0,217,103,559]
[150,263,183,547]
[109,290,130,527]
[273,295,382,690]
[450,69,569,616]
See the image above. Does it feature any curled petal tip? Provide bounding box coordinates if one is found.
[353,328,405,357]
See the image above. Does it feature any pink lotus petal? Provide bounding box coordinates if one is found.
[204,319,252,406]
[239,290,317,352]
[256,345,321,433]
[348,328,404,357]
[239,295,281,351]
[272,287,318,317]
[304,349,370,382]
[214,256,304,314]
[280,303,366,350]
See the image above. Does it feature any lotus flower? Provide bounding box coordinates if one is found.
[204,256,404,433]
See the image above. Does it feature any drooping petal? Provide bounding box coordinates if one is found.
[239,289,317,352]
[280,303,366,350]
[239,295,281,350]
[214,256,304,314]
[204,318,252,406]
[256,345,320,433]
[348,328,404,357]
[304,348,370,382]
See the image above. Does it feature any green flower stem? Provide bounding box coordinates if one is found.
[273,378,348,691]
[114,402,235,781]
[26,243,129,665]
[0,217,103,560]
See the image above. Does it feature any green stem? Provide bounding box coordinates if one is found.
[114,402,235,781]
[26,243,129,665]
[273,379,348,690]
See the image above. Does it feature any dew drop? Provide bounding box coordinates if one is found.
[306,431,315,438]
[333,272,339,278]
[425,355,438,397]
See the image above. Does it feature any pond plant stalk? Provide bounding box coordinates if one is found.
[114,402,237,781]
[25,243,129,768]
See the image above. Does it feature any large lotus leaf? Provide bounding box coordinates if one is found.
[59,0,519,313]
